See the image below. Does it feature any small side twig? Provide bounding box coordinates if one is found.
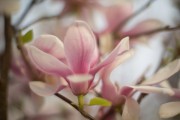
[113,0,155,37]
[129,25,180,38]
[14,0,36,27]
[20,5,69,30]
[137,93,147,103]
[55,93,95,120]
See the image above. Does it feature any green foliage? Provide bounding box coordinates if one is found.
[20,30,33,44]
[88,97,112,107]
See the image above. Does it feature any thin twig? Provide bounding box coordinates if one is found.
[137,93,147,103]
[21,15,60,30]
[113,0,155,37]
[129,25,180,38]
[20,5,69,30]
[14,0,36,28]
[55,93,95,120]
[0,14,12,120]
[12,0,44,81]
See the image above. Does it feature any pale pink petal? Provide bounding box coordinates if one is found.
[67,74,93,95]
[64,21,98,73]
[159,102,180,118]
[101,76,125,105]
[101,81,119,104]
[121,19,164,37]
[29,78,66,97]
[131,86,175,96]
[142,59,180,85]
[32,35,65,60]
[122,98,140,120]
[91,37,129,74]
[102,50,134,80]
[26,45,71,77]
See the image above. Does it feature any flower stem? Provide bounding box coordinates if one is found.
[55,93,95,120]
[78,95,84,111]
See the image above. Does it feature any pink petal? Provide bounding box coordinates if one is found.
[172,89,180,98]
[67,74,93,95]
[26,45,71,77]
[32,35,65,60]
[159,102,180,118]
[90,44,99,68]
[91,37,129,74]
[101,81,118,104]
[122,98,140,120]
[64,21,98,74]
[142,59,180,85]
[29,78,67,97]
[101,77,125,105]
[119,86,134,97]
[121,19,164,37]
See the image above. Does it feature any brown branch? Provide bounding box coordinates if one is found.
[129,25,180,38]
[113,0,155,38]
[0,14,13,120]
[55,93,95,120]
[137,93,147,103]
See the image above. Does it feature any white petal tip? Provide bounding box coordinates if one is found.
[67,74,93,83]
[29,81,56,97]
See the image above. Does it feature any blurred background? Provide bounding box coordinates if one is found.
[0,0,180,120]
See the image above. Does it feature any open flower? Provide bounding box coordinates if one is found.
[26,21,130,96]
[100,56,180,120]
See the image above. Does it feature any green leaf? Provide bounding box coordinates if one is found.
[21,30,33,44]
[88,97,112,106]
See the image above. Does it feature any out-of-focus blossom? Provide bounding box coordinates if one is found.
[100,2,132,35]
[52,0,133,35]
[26,21,130,96]
[0,0,20,14]
[159,101,180,119]
[100,57,180,120]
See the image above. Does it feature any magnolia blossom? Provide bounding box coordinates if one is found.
[26,21,130,96]
[100,57,180,120]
